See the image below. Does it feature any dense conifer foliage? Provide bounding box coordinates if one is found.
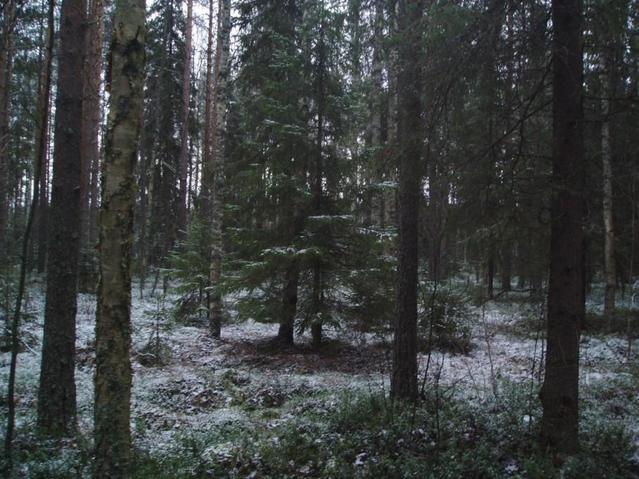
[1,0,639,477]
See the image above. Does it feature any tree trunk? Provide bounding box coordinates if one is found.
[384,0,398,237]
[177,0,193,233]
[78,0,105,292]
[310,16,326,348]
[199,0,214,214]
[539,0,584,455]
[501,246,512,292]
[94,0,145,475]
[311,265,323,348]
[601,63,615,324]
[35,0,56,274]
[278,261,299,345]
[136,118,149,295]
[3,3,50,464]
[208,0,231,339]
[597,0,629,320]
[37,0,86,437]
[391,0,422,401]
[0,0,17,261]
[36,132,50,273]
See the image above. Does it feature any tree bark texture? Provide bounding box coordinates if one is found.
[37,0,86,437]
[391,0,422,401]
[539,0,585,455]
[94,0,145,476]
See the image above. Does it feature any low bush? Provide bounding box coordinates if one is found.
[418,284,475,354]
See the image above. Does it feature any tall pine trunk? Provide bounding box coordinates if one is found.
[391,0,422,401]
[539,0,585,454]
[94,0,145,475]
[37,0,86,437]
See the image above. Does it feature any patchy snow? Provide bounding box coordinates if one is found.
[1,283,638,468]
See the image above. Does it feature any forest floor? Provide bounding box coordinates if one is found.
[1,279,639,478]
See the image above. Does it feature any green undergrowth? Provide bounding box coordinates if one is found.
[4,379,638,478]
[131,381,638,479]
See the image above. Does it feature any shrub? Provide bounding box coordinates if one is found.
[418,284,475,354]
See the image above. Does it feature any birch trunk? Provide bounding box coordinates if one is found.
[94,0,145,475]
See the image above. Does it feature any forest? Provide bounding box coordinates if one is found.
[1,0,638,477]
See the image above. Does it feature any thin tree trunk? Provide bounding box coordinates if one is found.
[279,260,299,345]
[3,3,49,462]
[177,0,193,233]
[136,121,149,296]
[384,0,398,235]
[94,0,145,475]
[199,0,214,214]
[80,0,105,250]
[486,249,495,299]
[37,0,86,437]
[208,0,231,339]
[539,0,584,455]
[601,66,615,324]
[34,0,55,274]
[0,0,17,262]
[276,0,303,346]
[311,15,326,348]
[501,246,512,292]
[391,0,422,401]
[36,124,50,273]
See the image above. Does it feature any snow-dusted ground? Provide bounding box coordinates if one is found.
[1,281,638,470]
